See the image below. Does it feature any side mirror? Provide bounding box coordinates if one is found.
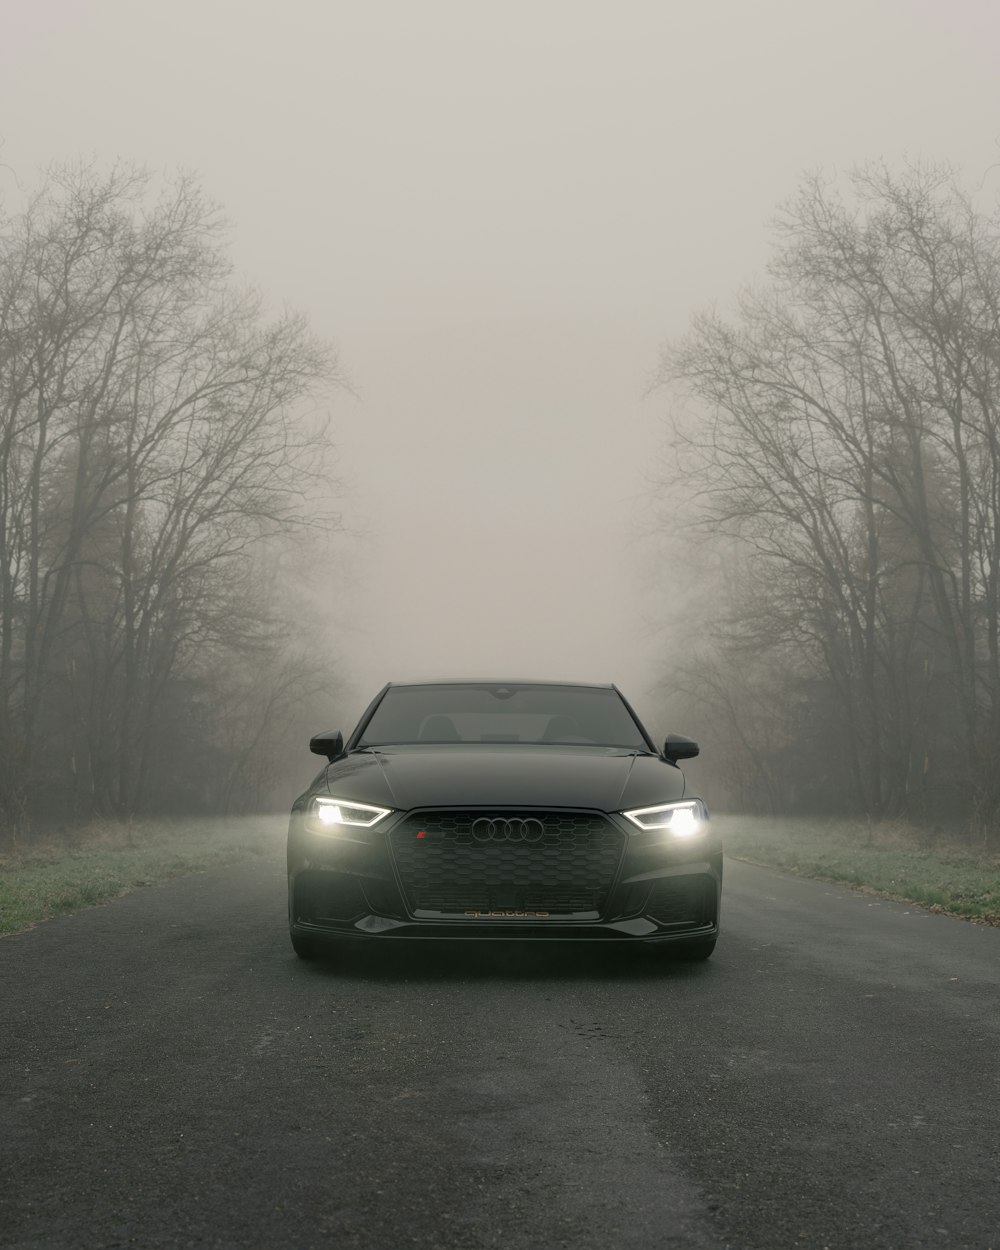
[309,730,344,762]
[663,733,699,763]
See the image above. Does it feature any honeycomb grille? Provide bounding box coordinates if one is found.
[389,811,625,916]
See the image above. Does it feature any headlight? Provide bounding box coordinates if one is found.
[621,800,706,837]
[305,795,392,834]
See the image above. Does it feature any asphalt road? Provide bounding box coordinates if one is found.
[2,848,998,1250]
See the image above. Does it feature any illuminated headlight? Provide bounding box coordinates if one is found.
[621,800,706,837]
[305,795,392,834]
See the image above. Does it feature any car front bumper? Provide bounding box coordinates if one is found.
[287,806,722,947]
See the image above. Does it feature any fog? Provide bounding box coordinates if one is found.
[3,0,1000,732]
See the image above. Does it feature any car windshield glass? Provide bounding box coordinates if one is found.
[357,684,650,748]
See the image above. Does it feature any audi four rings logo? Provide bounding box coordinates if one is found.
[471,817,545,843]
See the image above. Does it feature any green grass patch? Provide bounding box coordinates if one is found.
[717,813,1000,924]
[0,816,285,935]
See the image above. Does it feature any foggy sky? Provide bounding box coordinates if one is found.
[3,0,1000,726]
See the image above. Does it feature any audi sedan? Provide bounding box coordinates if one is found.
[287,680,721,961]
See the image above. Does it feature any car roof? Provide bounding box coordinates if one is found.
[384,679,617,689]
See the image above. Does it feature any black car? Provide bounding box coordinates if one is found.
[287,681,721,961]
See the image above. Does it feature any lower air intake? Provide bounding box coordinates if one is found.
[645,875,716,928]
[294,870,368,923]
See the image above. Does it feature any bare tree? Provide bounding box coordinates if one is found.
[0,163,342,834]
[654,163,1000,837]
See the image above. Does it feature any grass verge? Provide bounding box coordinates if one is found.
[0,816,285,936]
[717,813,1000,925]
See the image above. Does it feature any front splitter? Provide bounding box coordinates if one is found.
[292,916,718,944]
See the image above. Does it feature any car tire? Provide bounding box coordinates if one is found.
[290,930,327,961]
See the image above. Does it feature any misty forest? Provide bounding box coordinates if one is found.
[3,160,1000,846]
[8,7,1000,1248]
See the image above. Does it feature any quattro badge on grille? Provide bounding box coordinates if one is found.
[463,910,551,918]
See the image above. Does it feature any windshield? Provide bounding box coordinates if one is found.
[357,683,651,748]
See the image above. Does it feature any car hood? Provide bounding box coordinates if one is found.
[321,746,688,812]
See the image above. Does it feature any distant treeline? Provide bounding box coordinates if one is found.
[658,163,1000,841]
[0,165,340,837]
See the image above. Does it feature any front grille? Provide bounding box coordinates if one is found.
[645,875,716,928]
[389,811,625,916]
